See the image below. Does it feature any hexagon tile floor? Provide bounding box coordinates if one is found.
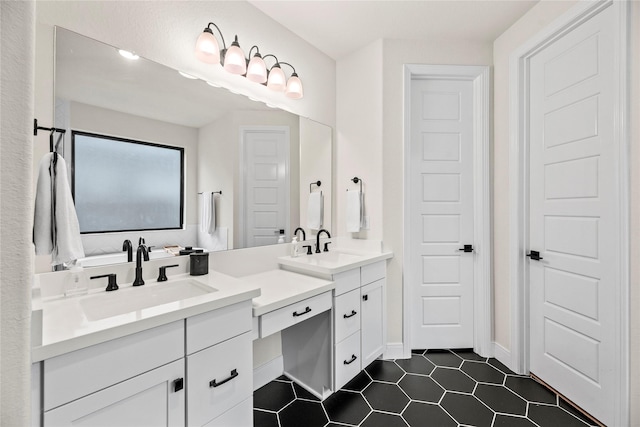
[253,349,599,427]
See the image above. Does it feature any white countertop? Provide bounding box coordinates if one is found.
[32,272,260,362]
[241,269,335,317]
[278,249,393,276]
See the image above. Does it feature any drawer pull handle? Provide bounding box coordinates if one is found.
[343,310,357,319]
[344,355,357,365]
[362,295,369,301]
[209,369,238,388]
[173,378,184,392]
[293,306,311,317]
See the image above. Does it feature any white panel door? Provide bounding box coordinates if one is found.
[410,79,475,349]
[529,7,616,424]
[242,128,289,248]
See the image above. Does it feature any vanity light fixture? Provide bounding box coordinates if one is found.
[118,49,139,60]
[195,22,304,99]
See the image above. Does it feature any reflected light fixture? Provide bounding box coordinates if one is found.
[178,71,198,79]
[118,49,139,60]
[195,21,303,99]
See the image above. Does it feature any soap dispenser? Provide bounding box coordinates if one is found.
[65,264,89,297]
[291,236,299,258]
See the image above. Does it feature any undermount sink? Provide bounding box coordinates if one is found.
[78,250,174,268]
[80,279,217,321]
[278,249,377,275]
[292,251,365,266]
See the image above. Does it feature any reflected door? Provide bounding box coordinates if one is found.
[241,127,290,248]
[528,6,617,424]
[409,78,475,349]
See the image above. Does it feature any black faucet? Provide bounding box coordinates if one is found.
[133,244,149,286]
[122,239,133,262]
[293,227,306,241]
[315,229,331,253]
[138,236,145,246]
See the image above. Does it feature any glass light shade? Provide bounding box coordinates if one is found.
[223,41,247,75]
[267,66,286,91]
[246,55,267,83]
[195,29,220,64]
[285,74,304,99]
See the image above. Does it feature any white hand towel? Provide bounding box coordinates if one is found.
[346,189,363,232]
[200,192,216,234]
[33,153,85,265]
[307,191,324,230]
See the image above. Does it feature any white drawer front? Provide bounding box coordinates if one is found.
[260,291,332,338]
[187,332,252,427]
[334,331,361,391]
[334,289,361,343]
[186,300,252,355]
[44,321,184,411]
[332,268,360,296]
[361,261,386,285]
[202,397,253,427]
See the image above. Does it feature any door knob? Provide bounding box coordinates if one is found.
[526,250,543,261]
[458,244,474,253]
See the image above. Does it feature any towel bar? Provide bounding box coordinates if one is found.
[309,181,321,193]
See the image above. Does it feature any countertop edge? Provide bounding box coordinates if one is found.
[252,283,335,317]
[277,251,394,276]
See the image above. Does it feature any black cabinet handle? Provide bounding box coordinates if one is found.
[343,310,357,319]
[362,295,368,301]
[209,369,238,388]
[526,250,543,261]
[458,244,474,253]
[344,355,357,365]
[293,306,311,317]
[173,378,184,392]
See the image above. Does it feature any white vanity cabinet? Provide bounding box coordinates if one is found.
[332,261,386,390]
[38,300,253,427]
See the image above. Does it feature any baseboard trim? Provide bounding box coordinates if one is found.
[253,356,283,391]
[493,342,514,372]
[384,342,408,360]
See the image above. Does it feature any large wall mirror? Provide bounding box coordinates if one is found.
[53,27,332,267]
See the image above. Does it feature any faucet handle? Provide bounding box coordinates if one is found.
[158,264,179,282]
[90,274,119,292]
[302,245,313,255]
[323,242,332,252]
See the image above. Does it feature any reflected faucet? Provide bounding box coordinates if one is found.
[133,244,149,287]
[122,239,133,262]
[294,227,306,242]
[315,229,331,253]
[138,237,145,246]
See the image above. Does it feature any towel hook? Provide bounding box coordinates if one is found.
[350,177,363,192]
[310,181,321,193]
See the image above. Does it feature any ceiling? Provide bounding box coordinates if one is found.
[248,0,539,60]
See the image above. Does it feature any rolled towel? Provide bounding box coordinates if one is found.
[200,192,216,234]
[307,191,324,230]
[346,189,363,232]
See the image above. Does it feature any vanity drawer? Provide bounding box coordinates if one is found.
[187,331,252,427]
[43,320,184,411]
[260,291,332,337]
[186,300,252,354]
[361,261,385,285]
[334,288,361,343]
[334,331,361,391]
[332,268,360,296]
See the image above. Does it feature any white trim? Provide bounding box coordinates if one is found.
[508,1,629,425]
[238,126,291,248]
[253,356,284,391]
[403,64,492,357]
[492,342,513,373]
[383,342,406,360]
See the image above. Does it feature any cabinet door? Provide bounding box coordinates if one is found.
[44,359,185,427]
[360,279,385,367]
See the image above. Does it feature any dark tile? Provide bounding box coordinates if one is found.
[528,404,591,427]
[325,424,347,427]
[493,414,538,427]
[293,382,319,401]
[323,390,371,425]
[276,374,293,382]
[452,349,487,361]
[505,376,557,404]
[279,399,327,427]
[559,398,598,426]
[424,350,463,368]
[364,360,404,383]
[431,367,477,393]
[488,358,517,375]
[461,361,505,384]
[342,370,372,392]
[253,409,278,427]
[395,355,435,375]
[399,374,445,403]
[361,411,408,427]
[440,392,495,427]
[474,383,527,415]
[362,382,409,413]
[411,348,426,355]
[402,401,457,427]
[254,381,295,411]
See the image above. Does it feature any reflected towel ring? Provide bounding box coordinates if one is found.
[349,177,363,192]
[310,180,321,193]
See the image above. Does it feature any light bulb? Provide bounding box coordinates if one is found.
[195,28,220,64]
[223,36,246,75]
[246,54,267,83]
[267,65,286,91]
[285,73,304,99]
